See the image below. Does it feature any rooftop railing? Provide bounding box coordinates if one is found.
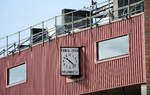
[0,0,144,58]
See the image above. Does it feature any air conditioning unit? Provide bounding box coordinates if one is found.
[31,28,48,44]
[61,9,91,34]
[113,0,144,19]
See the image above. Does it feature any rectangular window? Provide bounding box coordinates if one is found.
[97,35,128,60]
[7,63,26,85]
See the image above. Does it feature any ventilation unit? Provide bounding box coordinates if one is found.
[60,9,91,35]
[31,28,48,44]
[113,0,144,18]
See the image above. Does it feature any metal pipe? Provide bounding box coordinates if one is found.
[30,26,32,45]
[72,12,74,31]
[55,16,57,35]
[90,10,92,27]
[6,36,8,55]
[108,0,111,23]
[14,43,16,52]
[3,49,5,56]
[42,21,44,43]
[128,0,130,15]
[18,31,20,50]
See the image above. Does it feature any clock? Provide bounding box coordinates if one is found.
[60,47,80,76]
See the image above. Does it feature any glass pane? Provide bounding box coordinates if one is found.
[97,35,128,60]
[8,64,26,85]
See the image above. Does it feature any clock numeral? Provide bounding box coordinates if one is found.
[75,57,76,60]
[69,66,71,69]
[73,64,76,68]
[68,53,71,56]
[66,65,68,68]
[65,55,68,57]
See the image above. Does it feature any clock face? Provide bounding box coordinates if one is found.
[60,47,80,76]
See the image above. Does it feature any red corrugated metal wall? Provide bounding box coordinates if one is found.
[0,13,145,95]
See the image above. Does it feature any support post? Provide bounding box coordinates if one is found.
[90,10,92,28]
[6,36,8,55]
[18,31,20,51]
[55,16,57,36]
[113,0,118,19]
[30,26,32,45]
[108,0,111,23]
[42,21,44,45]
[72,12,74,31]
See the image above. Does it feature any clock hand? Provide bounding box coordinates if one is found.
[63,57,74,65]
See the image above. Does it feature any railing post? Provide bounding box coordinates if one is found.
[90,10,92,27]
[108,0,111,23]
[18,31,20,50]
[55,16,57,36]
[30,26,32,45]
[14,43,16,52]
[128,0,130,15]
[86,13,88,27]
[6,36,8,55]
[72,12,74,31]
[3,49,5,56]
[42,21,44,44]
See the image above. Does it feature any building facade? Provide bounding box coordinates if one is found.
[0,0,150,95]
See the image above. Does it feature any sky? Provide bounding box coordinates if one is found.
[0,0,94,38]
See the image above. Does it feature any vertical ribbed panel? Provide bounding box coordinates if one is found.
[0,13,145,95]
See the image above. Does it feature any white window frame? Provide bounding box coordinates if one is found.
[96,35,129,61]
[7,63,26,87]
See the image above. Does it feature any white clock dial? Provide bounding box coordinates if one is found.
[60,47,80,76]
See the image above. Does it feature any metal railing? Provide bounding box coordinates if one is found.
[0,0,144,57]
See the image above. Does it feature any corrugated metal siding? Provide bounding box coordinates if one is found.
[0,13,145,95]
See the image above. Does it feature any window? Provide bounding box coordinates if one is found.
[7,63,26,85]
[97,35,128,60]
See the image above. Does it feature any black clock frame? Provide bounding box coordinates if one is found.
[60,47,81,76]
